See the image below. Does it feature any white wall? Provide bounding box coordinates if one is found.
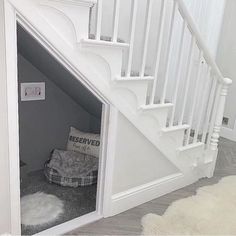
[112,112,178,194]
[185,0,226,58]
[0,1,11,234]
[217,0,236,136]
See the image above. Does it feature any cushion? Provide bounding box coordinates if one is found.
[67,127,100,157]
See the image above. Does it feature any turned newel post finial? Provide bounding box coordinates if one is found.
[210,78,232,151]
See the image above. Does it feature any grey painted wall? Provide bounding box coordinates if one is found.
[17,25,103,119]
[18,54,101,171]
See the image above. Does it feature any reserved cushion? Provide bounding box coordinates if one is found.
[67,127,100,158]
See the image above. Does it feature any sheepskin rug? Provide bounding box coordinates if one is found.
[21,192,64,226]
[142,176,236,235]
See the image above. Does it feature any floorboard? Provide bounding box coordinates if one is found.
[69,137,236,235]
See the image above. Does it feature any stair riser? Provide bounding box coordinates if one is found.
[177,144,205,168]
[80,46,123,82]
[161,129,187,147]
[112,81,149,107]
[140,108,170,129]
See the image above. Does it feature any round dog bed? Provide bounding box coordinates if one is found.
[44,149,98,188]
[44,162,98,187]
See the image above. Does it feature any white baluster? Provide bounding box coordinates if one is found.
[140,0,153,77]
[150,0,167,104]
[169,19,186,126]
[112,0,120,42]
[185,50,203,145]
[178,35,195,125]
[210,78,232,151]
[206,83,221,148]
[201,77,216,143]
[96,0,103,40]
[161,1,177,104]
[126,0,138,76]
[193,66,211,143]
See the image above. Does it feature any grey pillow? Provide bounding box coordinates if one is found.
[67,127,100,157]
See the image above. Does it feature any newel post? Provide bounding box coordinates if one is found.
[210,78,232,151]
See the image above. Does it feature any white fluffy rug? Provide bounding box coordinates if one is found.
[21,192,64,226]
[142,176,236,235]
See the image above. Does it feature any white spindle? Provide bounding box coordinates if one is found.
[185,50,203,145]
[160,1,177,104]
[201,77,217,143]
[193,67,211,143]
[169,19,186,126]
[150,0,167,104]
[206,83,222,148]
[96,0,103,40]
[126,0,138,76]
[178,35,195,125]
[210,78,232,150]
[140,0,153,76]
[112,0,120,42]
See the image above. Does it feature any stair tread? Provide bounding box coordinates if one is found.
[116,76,154,81]
[141,103,173,110]
[80,39,129,48]
[178,142,205,152]
[162,124,190,132]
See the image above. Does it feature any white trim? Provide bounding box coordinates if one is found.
[4,1,21,234]
[96,103,110,214]
[34,211,102,235]
[102,106,118,217]
[110,172,197,216]
[221,122,236,142]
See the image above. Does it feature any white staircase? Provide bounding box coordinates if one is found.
[23,0,231,176]
[6,0,232,224]
[79,0,232,177]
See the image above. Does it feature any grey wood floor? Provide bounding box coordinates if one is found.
[68,138,236,235]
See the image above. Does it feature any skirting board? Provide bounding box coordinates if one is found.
[221,126,236,142]
[110,172,198,216]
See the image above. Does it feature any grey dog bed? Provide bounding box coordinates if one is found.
[44,149,98,187]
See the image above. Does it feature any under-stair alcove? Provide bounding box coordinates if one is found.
[17,24,105,235]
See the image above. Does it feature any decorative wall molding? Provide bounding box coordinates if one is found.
[110,173,198,216]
